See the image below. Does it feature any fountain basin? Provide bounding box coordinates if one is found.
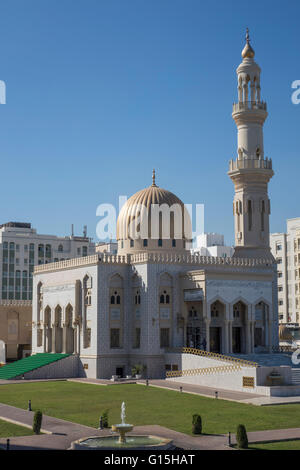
[71,435,173,450]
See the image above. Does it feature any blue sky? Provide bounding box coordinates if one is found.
[0,0,299,244]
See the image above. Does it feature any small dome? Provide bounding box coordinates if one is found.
[116,170,192,254]
[279,324,293,341]
[242,42,255,59]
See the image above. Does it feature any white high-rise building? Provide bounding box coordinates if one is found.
[192,233,234,258]
[0,222,95,360]
[271,218,300,325]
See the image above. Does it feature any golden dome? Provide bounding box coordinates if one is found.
[116,170,192,246]
[242,28,255,59]
[279,324,293,341]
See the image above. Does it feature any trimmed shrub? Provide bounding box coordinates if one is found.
[236,424,248,449]
[33,410,43,435]
[192,414,202,434]
[102,409,109,428]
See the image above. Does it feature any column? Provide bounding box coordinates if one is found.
[205,318,210,352]
[43,326,47,353]
[268,321,272,353]
[52,326,56,353]
[223,320,229,354]
[62,326,67,354]
[245,321,251,353]
[75,325,80,355]
[251,321,255,353]
[228,321,233,353]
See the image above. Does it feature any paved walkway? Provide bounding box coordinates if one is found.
[0,403,300,450]
[137,379,264,402]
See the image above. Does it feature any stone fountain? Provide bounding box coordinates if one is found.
[71,402,173,450]
[111,402,133,443]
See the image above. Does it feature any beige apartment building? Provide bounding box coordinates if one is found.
[270,218,300,325]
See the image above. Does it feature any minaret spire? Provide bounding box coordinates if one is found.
[152,168,157,187]
[242,27,255,59]
[246,27,250,43]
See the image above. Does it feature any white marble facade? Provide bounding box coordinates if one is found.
[32,254,278,379]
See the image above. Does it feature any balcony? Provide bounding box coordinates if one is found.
[232,101,267,112]
[229,157,273,172]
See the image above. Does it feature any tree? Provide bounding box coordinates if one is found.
[236,424,248,449]
[192,414,202,434]
[33,410,43,435]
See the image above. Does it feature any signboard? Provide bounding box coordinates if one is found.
[184,289,203,301]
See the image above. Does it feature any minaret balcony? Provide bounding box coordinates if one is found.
[232,101,267,112]
[229,157,272,172]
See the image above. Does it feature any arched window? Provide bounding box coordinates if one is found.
[116,295,120,305]
[58,244,63,252]
[160,290,170,304]
[134,291,141,305]
[110,295,115,304]
[143,239,148,247]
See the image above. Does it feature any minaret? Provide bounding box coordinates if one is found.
[228,29,274,260]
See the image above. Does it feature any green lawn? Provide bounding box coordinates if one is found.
[0,381,300,436]
[0,419,34,438]
[249,440,300,450]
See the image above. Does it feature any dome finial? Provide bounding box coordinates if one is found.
[246,27,250,43]
[242,27,255,59]
[152,168,157,186]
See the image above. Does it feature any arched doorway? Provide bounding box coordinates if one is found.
[232,301,247,353]
[255,301,268,350]
[44,306,52,352]
[210,301,225,353]
[54,305,63,353]
[65,304,74,354]
[186,304,203,349]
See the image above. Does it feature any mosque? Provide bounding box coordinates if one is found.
[31,31,279,380]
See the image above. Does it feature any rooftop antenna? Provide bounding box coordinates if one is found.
[83,225,87,238]
[71,224,74,237]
